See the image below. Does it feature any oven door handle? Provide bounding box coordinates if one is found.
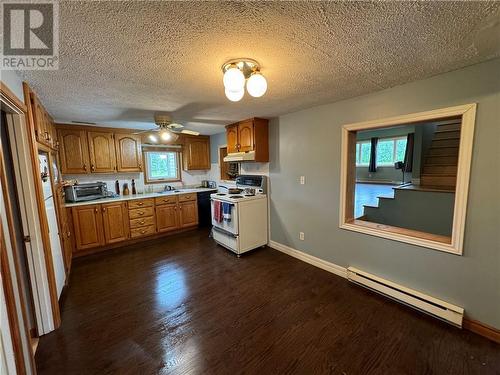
[212,226,238,238]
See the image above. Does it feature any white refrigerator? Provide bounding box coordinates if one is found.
[38,153,65,297]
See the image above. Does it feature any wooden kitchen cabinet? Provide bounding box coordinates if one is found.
[156,203,179,232]
[226,124,238,154]
[237,120,254,152]
[101,202,129,244]
[87,131,117,173]
[225,118,269,162]
[115,134,143,172]
[58,128,90,174]
[72,205,104,251]
[182,135,210,170]
[179,201,198,228]
[30,92,58,149]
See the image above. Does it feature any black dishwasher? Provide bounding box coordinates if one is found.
[197,190,215,227]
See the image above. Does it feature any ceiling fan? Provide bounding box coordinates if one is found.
[134,114,200,144]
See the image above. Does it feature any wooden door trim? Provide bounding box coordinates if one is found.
[23,82,62,329]
[1,81,36,374]
[339,103,476,255]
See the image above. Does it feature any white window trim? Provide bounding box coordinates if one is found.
[143,148,181,184]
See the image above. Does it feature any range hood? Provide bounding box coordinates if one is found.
[223,151,255,162]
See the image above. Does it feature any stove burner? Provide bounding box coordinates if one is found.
[230,195,244,199]
[216,193,227,196]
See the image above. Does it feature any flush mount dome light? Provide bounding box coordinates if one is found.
[221,58,267,102]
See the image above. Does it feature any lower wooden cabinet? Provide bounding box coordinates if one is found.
[156,203,178,232]
[179,201,198,228]
[102,202,129,244]
[72,205,104,251]
[70,193,200,254]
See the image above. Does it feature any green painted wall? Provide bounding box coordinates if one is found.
[268,58,500,328]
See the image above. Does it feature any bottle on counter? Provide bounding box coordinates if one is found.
[115,180,120,195]
[123,183,130,195]
[131,179,136,195]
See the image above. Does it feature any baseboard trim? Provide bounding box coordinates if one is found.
[268,240,347,279]
[463,318,500,344]
[268,240,500,343]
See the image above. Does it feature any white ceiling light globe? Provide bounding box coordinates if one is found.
[225,88,244,102]
[223,66,245,91]
[246,72,267,97]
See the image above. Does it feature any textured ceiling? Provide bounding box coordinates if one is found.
[17,1,500,134]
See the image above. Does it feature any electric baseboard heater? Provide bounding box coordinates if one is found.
[347,267,464,327]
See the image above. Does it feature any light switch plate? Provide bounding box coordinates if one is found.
[299,232,305,240]
[300,176,305,185]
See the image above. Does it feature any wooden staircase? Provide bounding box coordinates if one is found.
[420,120,461,189]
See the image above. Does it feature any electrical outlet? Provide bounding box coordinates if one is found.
[300,176,305,185]
[299,232,305,241]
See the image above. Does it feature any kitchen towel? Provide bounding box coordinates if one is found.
[214,200,223,223]
[222,202,232,222]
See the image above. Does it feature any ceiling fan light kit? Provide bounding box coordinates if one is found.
[222,58,268,102]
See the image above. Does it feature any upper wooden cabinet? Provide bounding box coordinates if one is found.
[225,118,269,162]
[115,134,143,172]
[58,128,90,174]
[182,135,210,170]
[226,125,238,154]
[57,125,143,174]
[87,131,116,173]
[29,92,58,150]
[237,120,254,152]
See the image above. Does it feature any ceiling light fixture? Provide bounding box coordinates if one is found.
[221,58,268,102]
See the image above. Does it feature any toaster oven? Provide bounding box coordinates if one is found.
[64,182,108,202]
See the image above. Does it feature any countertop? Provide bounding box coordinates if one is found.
[65,188,217,208]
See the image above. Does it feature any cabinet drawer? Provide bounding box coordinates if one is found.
[128,199,154,209]
[129,216,155,229]
[130,225,156,238]
[178,193,197,202]
[129,207,154,219]
[155,196,178,205]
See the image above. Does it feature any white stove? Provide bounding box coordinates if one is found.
[211,176,268,256]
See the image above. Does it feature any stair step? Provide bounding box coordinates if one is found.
[421,174,457,187]
[433,131,461,140]
[427,146,459,156]
[422,165,457,175]
[432,138,460,147]
[437,123,461,131]
[425,155,458,164]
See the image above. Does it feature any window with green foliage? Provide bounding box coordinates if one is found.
[144,150,180,183]
[356,136,407,166]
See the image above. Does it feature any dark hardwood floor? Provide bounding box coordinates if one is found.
[36,229,499,374]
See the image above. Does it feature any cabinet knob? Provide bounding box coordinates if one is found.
[91,164,95,171]
[94,207,98,213]
[137,202,143,206]
[139,220,145,224]
[138,211,144,215]
[83,164,87,171]
[102,207,106,212]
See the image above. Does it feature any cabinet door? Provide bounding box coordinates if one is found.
[179,201,198,228]
[226,124,238,153]
[238,120,254,152]
[156,203,179,232]
[59,128,90,174]
[31,95,47,144]
[72,205,104,250]
[87,131,116,173]
[102,202,129,244]
[184,137,210,170]
[115,134,142,172]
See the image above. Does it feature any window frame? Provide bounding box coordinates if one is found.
[340,104,477,255]
[143,147,182,184]
[355,136,408,167]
